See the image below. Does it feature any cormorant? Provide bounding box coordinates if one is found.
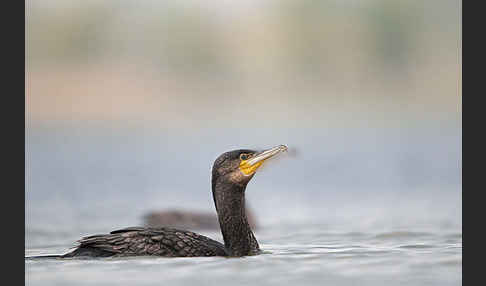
[58,145,287,258]
[142,205,258,230]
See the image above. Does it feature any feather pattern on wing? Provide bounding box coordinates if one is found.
[63,227,227,257]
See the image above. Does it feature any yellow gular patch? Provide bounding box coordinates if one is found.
[239,160,263,176]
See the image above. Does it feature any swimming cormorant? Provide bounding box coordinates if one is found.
[142,205,258,230]
[60,145,287,258]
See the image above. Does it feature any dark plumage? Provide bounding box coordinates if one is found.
[63,227,227,257]
[56,145,287,258]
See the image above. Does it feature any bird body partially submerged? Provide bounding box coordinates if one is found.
[62,227,227,257]
[58,145,287,258]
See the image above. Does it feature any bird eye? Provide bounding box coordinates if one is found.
[240,154,249,160]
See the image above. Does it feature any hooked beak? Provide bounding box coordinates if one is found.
[240,145,288,176]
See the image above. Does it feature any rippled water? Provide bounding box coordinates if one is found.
[25,125,461,285]
[26,222,461,286]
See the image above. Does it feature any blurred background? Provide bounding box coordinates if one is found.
[26,0,461,246]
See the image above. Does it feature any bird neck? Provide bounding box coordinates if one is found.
[213,182,260,257]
